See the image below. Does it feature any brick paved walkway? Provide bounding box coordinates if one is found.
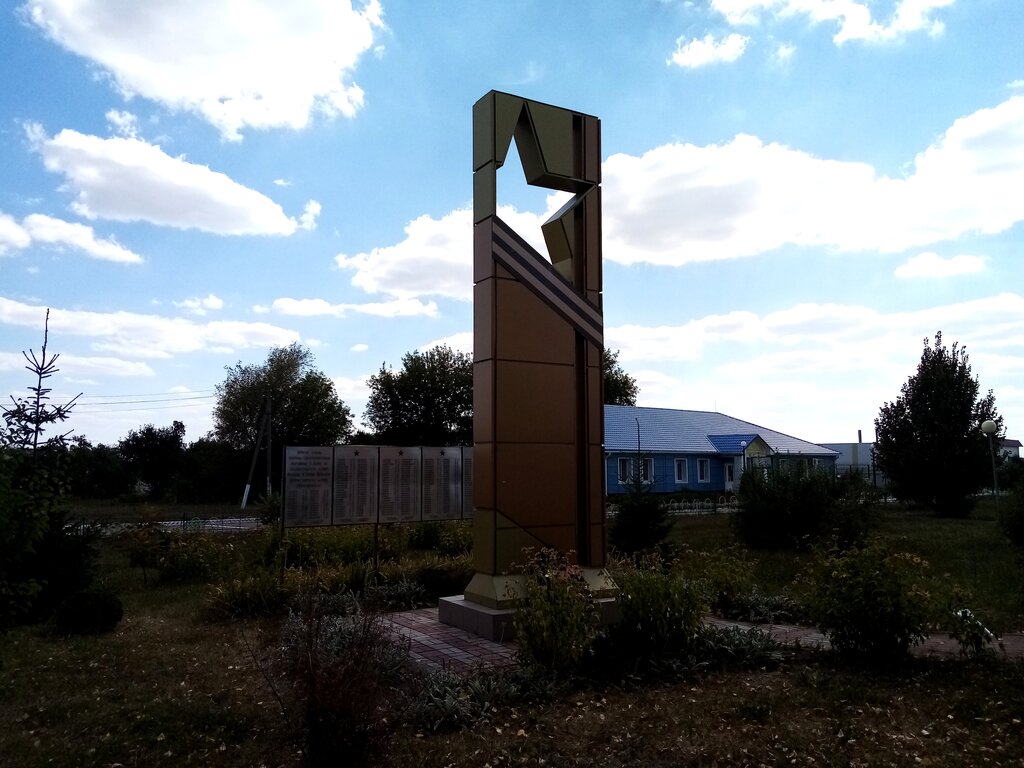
[386,607,1024,672]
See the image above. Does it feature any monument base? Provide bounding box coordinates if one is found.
[439,568,620,642]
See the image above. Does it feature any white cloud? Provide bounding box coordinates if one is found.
[105,109,139,138]
[335,202,554,302]
[350,343,369,352]
[607,292,1024,442]
[0,350,152,377]
[895,252,987,278]
[34,127,315,235]
[0,296,300,358]
[668,33,749,68]
[0,213,31,254]
[419,331,473,355]
[601,95,1024,265]
[24,0,384,141]
[1011,80,1024,90]
[774,42,796,62]
[22,213,143,263]
[270,296,438,318]
[174,294,225,315]
[298,200,322,231]
[273,179,292,187]
[711,0,954,44]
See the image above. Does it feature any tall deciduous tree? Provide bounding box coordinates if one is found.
[364,345,472,445]
[603,348,639,406]
[214,343,353,486]
[874,332,1002,517]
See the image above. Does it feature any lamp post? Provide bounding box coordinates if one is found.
[981,419,999,507]
[740,440,748,472]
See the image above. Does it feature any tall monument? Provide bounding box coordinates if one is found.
[461,91,611,614]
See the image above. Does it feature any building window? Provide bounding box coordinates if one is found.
[697,458,710,483]
[618,457,653,484]
[674,458,688,484]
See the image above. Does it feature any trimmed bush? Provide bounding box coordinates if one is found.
[802,540,938,663]
[206,570,290,620]
[998,489,1024,548]
[606,555,706,666]
[54,588,123,635]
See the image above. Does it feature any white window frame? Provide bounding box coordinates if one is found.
[674,458,688,484]
[617,457,631,484]
[697,458,710,483]
[639,458,653,483]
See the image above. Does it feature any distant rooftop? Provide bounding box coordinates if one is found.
[605,405,838,457]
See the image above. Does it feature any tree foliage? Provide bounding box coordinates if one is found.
[602,348,639,406]
[214,344,353,486]
[874,332,1002,517]
[364,345,472,445]
[118,420,186,500]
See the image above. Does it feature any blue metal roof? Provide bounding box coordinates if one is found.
[605,405,839,457]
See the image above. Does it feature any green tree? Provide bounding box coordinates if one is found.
[874,332,1002,517]
[1,311,94,625]
[214,343,353,487]
[603,348,639,406]
[364,345,472,445]
[118,420,186,500]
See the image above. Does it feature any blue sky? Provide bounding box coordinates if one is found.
[1,0,1022,448]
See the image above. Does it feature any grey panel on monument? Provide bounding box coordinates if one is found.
[332,445,379,524]
[379,446,423,523]
[283,446,334,528]
[422,447,463,521]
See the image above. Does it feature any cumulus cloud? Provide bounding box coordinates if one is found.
[0,296,299,358]
[0,213,32,254]
[895,252,987,278]
[606,292,1024,442]
[711,0,954,44]
[419,331,473,355]
[334,202,555,302]
[173,294,225,315]
[298,200,322,231]
[668,33,749,68]
[0,350,154,377]
[105,109,139,138]
[601,95,1024,265]
[22,213,143,263]
[270,296,438,318]
[32,126,316,235]
[1,210,142,262]
[23,0,384,141]
[350,343,369,352]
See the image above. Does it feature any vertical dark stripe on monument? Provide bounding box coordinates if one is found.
[575,332,590,561]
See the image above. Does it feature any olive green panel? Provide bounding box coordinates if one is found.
[473,161,497,221]
[472,93,495,171]
[527,101,575,180]
[494,93,524,169]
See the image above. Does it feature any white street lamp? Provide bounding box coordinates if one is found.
[981,419,999,507]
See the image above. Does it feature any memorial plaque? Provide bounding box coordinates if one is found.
[379,446,422,523]
[283,446,333,527]
[332,445,379,524]
[422,447,463,521]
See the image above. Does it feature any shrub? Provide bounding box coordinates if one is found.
[693,625,784,670]
[802,541,938,663]
[510,548,600,677]
[206,571,290,620]
[605,554,706,667]
[947,607,995,659]
[54,588,123,635]
[734,464,835,549]
[673,546,754,615]
[157,533,222,582]
[409,554,474,601]
[998,489,1024,548]
[275,591,410,768]
[408,666,521,733]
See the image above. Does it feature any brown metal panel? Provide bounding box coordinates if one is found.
[473,282,494,361]
[474,220,495,281]
[495,443,578,525]
[528,101,575,179]
[587,363,603,438]
[472,441,496,510]
[494,279,575,363]
[583,116,601,183]
[495,360,576,444]
[472,360,494,443]
[472,508,496,573]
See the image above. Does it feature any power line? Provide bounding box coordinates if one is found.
[72,402,215,415]
[75,394,216,406]
[74,389,216,399]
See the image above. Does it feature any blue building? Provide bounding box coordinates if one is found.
[605,405,839,495]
